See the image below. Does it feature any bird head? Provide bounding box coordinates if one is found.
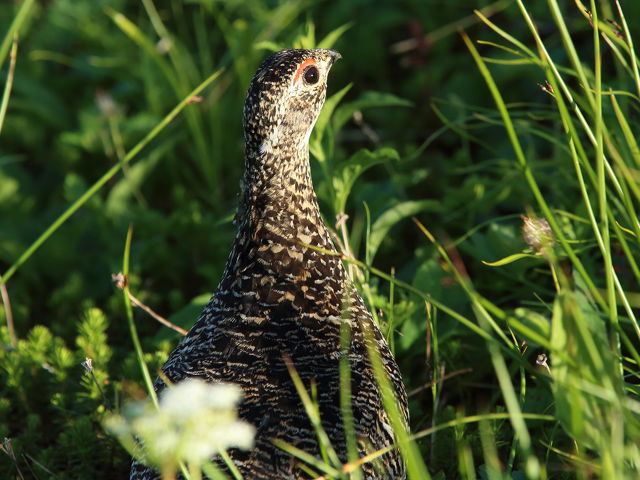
[243,49,341,155]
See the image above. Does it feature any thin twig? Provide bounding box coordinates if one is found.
[20,453,41,480]
[352,110,381,146]
[0,273,17,348]
[390,0,511,54]
[96,90,147,207]
[1,438,25,480]
[407,367,473,397]
[80,357,111,410]
[112,272,188,336]
[23,453,58,478]
[335,213,359,282]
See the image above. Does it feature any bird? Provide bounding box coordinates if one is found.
[130,48,408,480]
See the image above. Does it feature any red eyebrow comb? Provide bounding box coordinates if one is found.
[293,58,317,84]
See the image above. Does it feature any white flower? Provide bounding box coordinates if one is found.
[105,378,255,471]
[161,378,243,416]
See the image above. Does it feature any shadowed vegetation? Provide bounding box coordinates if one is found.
[1,0,639,478]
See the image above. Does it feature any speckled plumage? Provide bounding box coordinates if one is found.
[130,49,408,480]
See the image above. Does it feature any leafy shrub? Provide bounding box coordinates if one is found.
[1,0,640,478]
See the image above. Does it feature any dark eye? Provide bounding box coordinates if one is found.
[303,65,319,85]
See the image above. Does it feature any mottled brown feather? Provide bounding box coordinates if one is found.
[130,49,408,480]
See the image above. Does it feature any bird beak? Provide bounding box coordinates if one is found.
[327,50,342,65]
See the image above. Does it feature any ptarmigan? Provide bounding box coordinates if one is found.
[130,48,408,480]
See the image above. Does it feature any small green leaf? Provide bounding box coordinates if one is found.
[105,151,162,217]
[550,291,623,452]
[293,19,316,50]
[253,41,282,52]
[482,252,540,266]
[511,308,550,348]
[76,308,112,365]
[310,83,352,162]
[332,148,399,214]
[317,23,352,49]
[333,91,412,132]
[368,200,440,262]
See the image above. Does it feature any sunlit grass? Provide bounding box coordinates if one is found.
[1,0,639,478]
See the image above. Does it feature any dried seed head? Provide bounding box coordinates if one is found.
[96,90,116,118]
[1,438,16,461]
[111,272,127,290]
[521,215,554,254]
[536,353,551,374]
[537,80,555,97]
[81,357,93,373]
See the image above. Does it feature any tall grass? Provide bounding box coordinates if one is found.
[1,0,639,478]
[451,0,640,477]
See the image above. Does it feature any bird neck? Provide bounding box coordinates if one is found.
[239,143,332,250]
[219,140,344,293]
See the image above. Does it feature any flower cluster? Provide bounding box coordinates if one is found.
[105,378,254,473]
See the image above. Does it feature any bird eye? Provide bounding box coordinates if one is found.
[303,65,319,85]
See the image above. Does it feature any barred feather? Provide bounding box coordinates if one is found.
[130,49,408,480]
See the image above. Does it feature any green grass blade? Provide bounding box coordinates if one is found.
[614,0,640,97]
[140,0,215,191]
[461,28,607,310]
[610,93,640,168]
[0,0,34,70]
[120,230,192,479]
[546,0,595,109]
[412,412,555,442]
[106,8,181,94]
[515,0,624,198]
[271,439,340,478]
[590,0,619,353]
[339,322,362,480]
[120,225,158,408]
[0,68,223,286]
[362,321,431,480]
[0,34,17,136]
[473,8,537,60]
[474,304,541,479]
[283,355,343,473]
[317,22,352,49]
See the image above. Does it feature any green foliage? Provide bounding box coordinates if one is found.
[1,0,640,478]
[0,311,128,478]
